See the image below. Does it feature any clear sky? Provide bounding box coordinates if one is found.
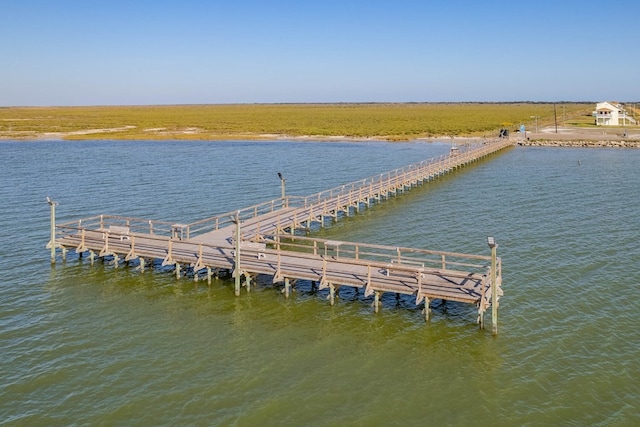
[2,0,639,106]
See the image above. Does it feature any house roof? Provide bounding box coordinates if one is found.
[596,101,623,111]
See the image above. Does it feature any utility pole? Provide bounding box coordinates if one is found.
[554,103,558,133]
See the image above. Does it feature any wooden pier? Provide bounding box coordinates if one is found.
[48,138,510,333]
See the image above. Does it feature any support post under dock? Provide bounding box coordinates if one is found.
[233,211,241,296]
[46,197,58,264]
[488,237,498,335]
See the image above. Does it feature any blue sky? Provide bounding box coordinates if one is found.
[2,0,639,106]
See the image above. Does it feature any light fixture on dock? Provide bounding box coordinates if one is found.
[487,236,496,248]
[277,172,286,206]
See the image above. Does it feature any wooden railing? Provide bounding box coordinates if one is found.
[264,233,495,276]
[287,138,510,209]
[243,138,512,240]
[56,214,176,239]
[56,138,512,243]
[185,198,288,237]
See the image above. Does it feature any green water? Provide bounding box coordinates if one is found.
[1,140,638,426]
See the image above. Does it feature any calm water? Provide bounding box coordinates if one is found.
[1,140,638,426]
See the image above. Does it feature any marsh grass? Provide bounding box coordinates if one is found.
[0,103,593,140]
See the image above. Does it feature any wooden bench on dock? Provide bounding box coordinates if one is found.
[103,225,130,241]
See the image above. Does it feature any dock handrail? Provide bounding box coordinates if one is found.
[54,217,497,290]
[241,138,513,240]
[185,198,288,237]
[56,214,176,239]
[263,233,496,275]
[287,138,508,208]
[55,138,512,244]
[162,138,511,239]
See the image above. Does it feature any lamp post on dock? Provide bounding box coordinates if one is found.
[46,197,58,264]
[230,211,242,296]
[277,172,287,207]
[487,236,498,335]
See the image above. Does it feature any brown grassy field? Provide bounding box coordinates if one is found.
[0,103,594,141]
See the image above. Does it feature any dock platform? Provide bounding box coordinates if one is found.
[47,138,510,332]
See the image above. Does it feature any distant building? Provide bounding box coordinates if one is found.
[593,101,637,126]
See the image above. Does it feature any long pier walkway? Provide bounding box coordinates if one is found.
[48,138,511,332]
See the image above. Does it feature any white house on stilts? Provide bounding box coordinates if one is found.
[593,101,637,126]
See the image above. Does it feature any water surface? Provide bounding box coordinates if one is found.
[1,140,638,426]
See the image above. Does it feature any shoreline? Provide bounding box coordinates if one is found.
[2,135,639,148]
[1,126,639,148]
[516,139,640,148]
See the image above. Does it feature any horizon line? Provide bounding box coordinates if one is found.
[1,100,617,109]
